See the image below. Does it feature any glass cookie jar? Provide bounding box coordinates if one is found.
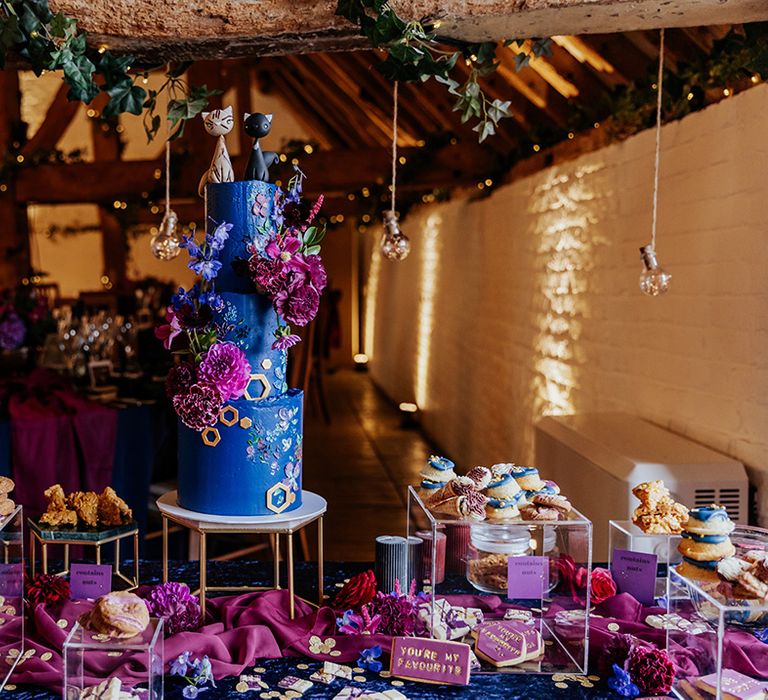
[467,523,557,594]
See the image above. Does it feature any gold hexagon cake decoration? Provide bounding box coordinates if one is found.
[220,405,239,426]
[244,373,271,401]
[266,483,292,514]
[201,427,221,447]
[239,417,252,429]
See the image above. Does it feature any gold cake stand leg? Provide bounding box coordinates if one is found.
[199,530,207,617]
[133,532,140,587]
[287,531,295,620]
[41,541,48,575]
[162,516,168,583]
[64,544,70,574]
[95,544,101,565]
[274,533,281,589]
[318,516,324,606]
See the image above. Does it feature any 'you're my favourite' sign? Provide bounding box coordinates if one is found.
[390,637,471,686]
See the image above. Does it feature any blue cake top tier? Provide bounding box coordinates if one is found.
[207,180,276,294]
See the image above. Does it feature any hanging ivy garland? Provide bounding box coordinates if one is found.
[0,0,217,140]
[335,0,552,142]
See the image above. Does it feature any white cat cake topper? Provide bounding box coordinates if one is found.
[198,105,235,196]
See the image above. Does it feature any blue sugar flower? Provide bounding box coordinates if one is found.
[189,258,222,282]
[357,645,383,673]
[207,222,232,253]
[196,656,215,687]
[608,663,640,698]
[755,628,768,643]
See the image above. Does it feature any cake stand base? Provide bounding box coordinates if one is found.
[156,490,327,618]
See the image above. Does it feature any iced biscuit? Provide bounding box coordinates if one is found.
[510,466,545,492]
[419,455,457,484]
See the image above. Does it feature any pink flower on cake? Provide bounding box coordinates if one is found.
[173,384,222,431]
[165,362,195,398]
[265,234,301,264]
[275,284,320,327]
[155,306,183,350]
[249,255,285,296]
[197,342,251,401]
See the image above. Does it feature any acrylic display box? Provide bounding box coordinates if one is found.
[0,505,24,692]
[667,525,768,699]
[608,520,681,600]
[63,618,164,700]
[407,487,592,675]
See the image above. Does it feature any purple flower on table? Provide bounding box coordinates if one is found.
[608,664,640,698]
[337,607,381,636]
[275,284,319,327]
[357,645,383,673]
[170,651,192,676]
[755,628,768,643]
[173,383,222,431]
[192,656,215,687]
[144,582,202,636]
[182,687,206,699]
[197,342,251,401]
[154,306,183,350]
[0,312,26,350]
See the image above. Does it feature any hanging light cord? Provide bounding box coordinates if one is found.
[164,63,172,217]
[391,80,399,214]
[651,28,665,252]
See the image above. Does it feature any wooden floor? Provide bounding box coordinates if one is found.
[303,368,435,561]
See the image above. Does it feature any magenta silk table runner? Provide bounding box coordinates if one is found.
[1,590,767,691]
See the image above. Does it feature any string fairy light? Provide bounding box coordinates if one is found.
[380,81,411,261]
[639,28,672,296]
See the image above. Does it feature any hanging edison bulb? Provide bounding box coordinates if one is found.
[639,245,671,296]
[150,209,181,260]
[380,209,411,261]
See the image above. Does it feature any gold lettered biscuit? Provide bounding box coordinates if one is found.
[0,478,14,496]
[0,498,15,517]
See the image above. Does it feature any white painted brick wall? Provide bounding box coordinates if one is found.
[365,84,768,524]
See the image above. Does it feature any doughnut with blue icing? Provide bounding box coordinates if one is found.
[484,473,523,502]
[419,455,457,484]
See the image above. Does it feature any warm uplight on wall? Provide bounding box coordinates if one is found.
[363,243,382,362]
[530,164,607,435]
[414,213,441,409]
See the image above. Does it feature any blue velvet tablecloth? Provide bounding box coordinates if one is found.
[7,560,629,700]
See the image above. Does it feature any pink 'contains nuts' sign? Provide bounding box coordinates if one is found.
[390,636,471,686]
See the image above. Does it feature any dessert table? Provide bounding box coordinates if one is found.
[6,561,649,700]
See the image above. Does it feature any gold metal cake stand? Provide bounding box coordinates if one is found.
[27,518,140,588]
[157,490,326,619]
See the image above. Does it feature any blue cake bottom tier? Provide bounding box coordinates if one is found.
[178,388,303,516]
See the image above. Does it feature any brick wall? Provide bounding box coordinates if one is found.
[365,83,768,523]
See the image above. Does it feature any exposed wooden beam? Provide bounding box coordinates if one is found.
[21,83,81,158]
[15,144,501,203]
[579,34,653,83]
[46,0,768,63]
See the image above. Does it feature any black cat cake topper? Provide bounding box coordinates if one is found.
[243,112,278,183]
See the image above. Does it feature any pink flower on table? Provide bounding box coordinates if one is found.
[626,645,676,695]
[173,383,222,431]
[275,284,320,327]
[197,342,251,401]
[154,306,183,350]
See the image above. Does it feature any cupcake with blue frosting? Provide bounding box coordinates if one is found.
[510,466,546,493]
[677,505,736,582]
[418,455,457,498]
[484,467,525,520]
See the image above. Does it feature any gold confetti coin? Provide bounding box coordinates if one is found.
[284,692,301,699]
[379,671,391,678]
[552,674,565,682]
[254,667,266,673]
[57,619,68,628]
[587,675,599,681]
[236,681,249,693]
[296,663,309,670]
[583,682,594,688]
[6,649,19,658]
[607,623,620,632]
[259,694,270,699]
[353,667,365,674]
[334,582,344,588]
[107,652,123,658]
[4,685,15,691]
[391,680,404,687]
[555,682,569,689]
[329,650,341,657]
[353,676,366,682]
[40,652,52,662]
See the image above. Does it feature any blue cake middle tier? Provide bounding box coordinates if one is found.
[220,291,287,393]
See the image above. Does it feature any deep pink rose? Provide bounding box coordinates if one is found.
[173,383,221,431]
[275,284,320,327]
[590,567,617,606]
[249,255,285,296]
[165,362,195,398]
[197,342,251,401]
